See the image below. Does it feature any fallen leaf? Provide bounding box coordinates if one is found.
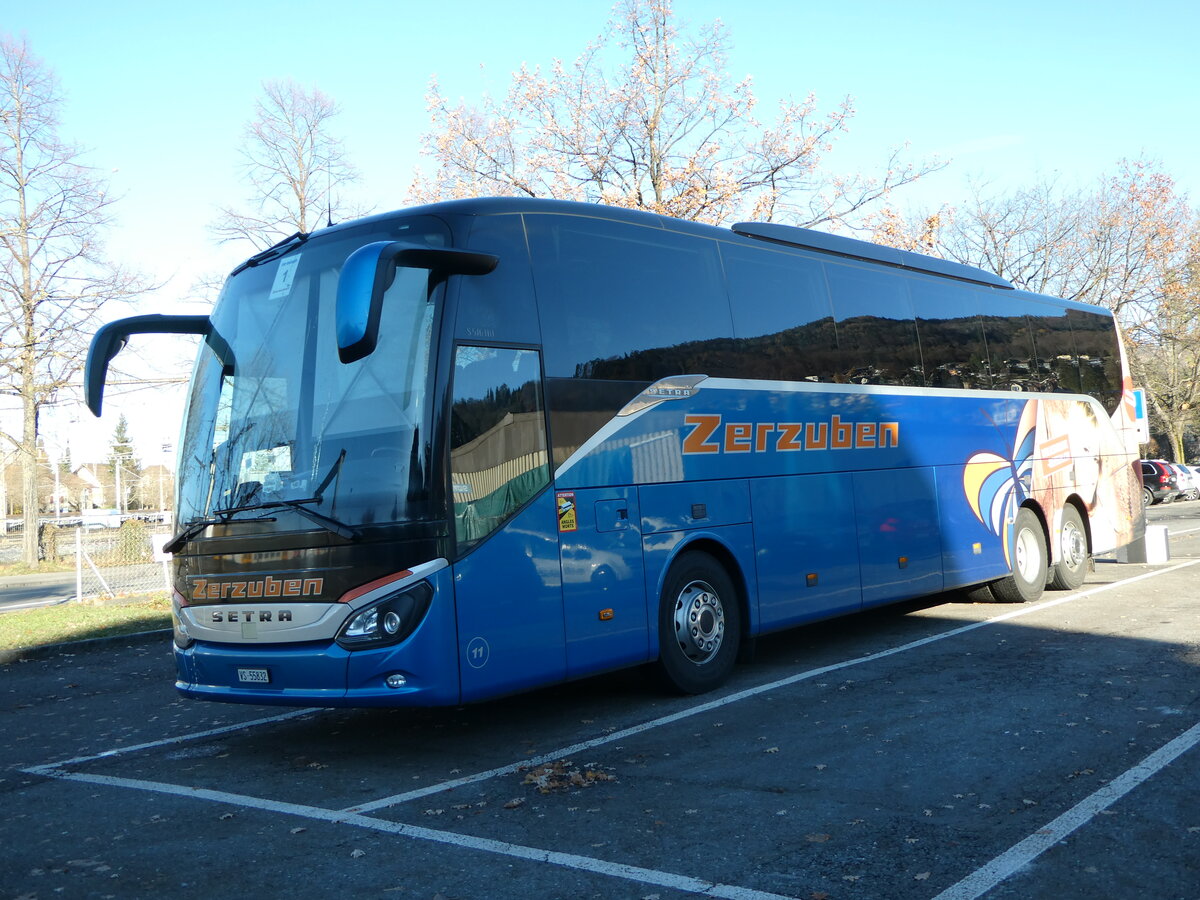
[914,872,931,881]
[805,833,830,843]
[503,798,525,809]
[350,849,366,859]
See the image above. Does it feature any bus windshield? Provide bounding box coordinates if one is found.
[176,217,451,534]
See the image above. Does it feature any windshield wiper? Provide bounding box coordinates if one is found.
[164,450,354,554]
[241,496,360,540]
[163,493,358,554]
[230,230,309,276]
[162,506,260,555]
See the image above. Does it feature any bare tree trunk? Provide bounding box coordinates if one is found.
[20,362,37,563]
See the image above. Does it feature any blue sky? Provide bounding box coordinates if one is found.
[4,0,1198,464]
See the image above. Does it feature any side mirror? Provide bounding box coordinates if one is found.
[336,242,497,363]
[85,314,223,416]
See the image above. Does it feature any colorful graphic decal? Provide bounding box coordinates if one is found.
[963,395,1142,567]
[963,401,1037,568]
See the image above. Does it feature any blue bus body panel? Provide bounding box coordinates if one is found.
[561,486,650,679]
[749,474,861,630]
[853,467,943,607]
[453,489,566,703]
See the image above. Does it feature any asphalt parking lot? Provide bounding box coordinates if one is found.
[2,506,1198,900]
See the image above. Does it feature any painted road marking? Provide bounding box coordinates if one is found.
[931,719,1200,900]
[38,770,795,900]
[21,558,1200,898]
[347,558,1200,813]
[23,707,318,776]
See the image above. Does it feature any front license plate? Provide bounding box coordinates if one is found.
[237,667,271,684]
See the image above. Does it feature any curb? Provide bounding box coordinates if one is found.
[0,627,171,665]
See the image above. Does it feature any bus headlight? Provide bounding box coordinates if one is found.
[336,582,433,650]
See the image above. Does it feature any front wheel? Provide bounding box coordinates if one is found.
[1047,505,1088,591]
[656,551,742,694]
[989,507,1048,603]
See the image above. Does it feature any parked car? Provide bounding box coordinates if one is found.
[1167,462,1200,501]
[1140,460,1181,506]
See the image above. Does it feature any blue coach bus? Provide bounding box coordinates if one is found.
[85,198,1143,706]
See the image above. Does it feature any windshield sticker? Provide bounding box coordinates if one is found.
[269,254,301,300]
[239,445,293,483]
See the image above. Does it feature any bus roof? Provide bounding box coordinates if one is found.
[302,196,1126,315]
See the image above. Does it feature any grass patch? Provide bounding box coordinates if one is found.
[0,560,76,577]
[0,593,171,654]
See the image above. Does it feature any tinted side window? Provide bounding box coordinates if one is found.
[1026,302,1079,393]
[527,215,731,380]
[455,215,540,345]
[980,301,1037,392]
[450,347,549,552]
[910,279,991,389]
[1068,308,1122,413]
[825,263,921,386]
[722,243,840,382]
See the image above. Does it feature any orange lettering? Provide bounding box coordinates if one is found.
[778,423,804,451]
[725,423,752,453]
[755,423,776,452]
[683,414,722,454]
[856,422,876,448]
[804,423,827,450]
[831,414,853,449]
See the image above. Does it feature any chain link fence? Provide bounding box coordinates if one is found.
[3,519,172,601]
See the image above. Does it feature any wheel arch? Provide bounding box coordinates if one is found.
[659,535,752,648]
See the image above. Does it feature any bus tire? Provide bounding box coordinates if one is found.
[1048,505,1088,591]
[656,551,741,694]
[989,507,1047,603]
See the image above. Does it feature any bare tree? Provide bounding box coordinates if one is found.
[213,78,360,249]
[0,35,144,563]
[1127,223,1200,462]
[409,0,941,227]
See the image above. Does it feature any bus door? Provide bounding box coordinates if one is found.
[449,346,566,702]
[556,485,649,679]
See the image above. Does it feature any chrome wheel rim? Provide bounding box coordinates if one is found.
[1015,525,1040,583]
[672,579,725,665]
[1060,519,1085,571]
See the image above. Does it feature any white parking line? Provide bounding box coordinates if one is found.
[41,770,795,900]
[931,719,1200,900]
[23,707,318,776]
[21,558,1200,899]
[348,558,1200,813]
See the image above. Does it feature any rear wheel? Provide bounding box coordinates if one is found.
[989,507,1048,604]
[1047,505,1088,591]
[656,551,741,694]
